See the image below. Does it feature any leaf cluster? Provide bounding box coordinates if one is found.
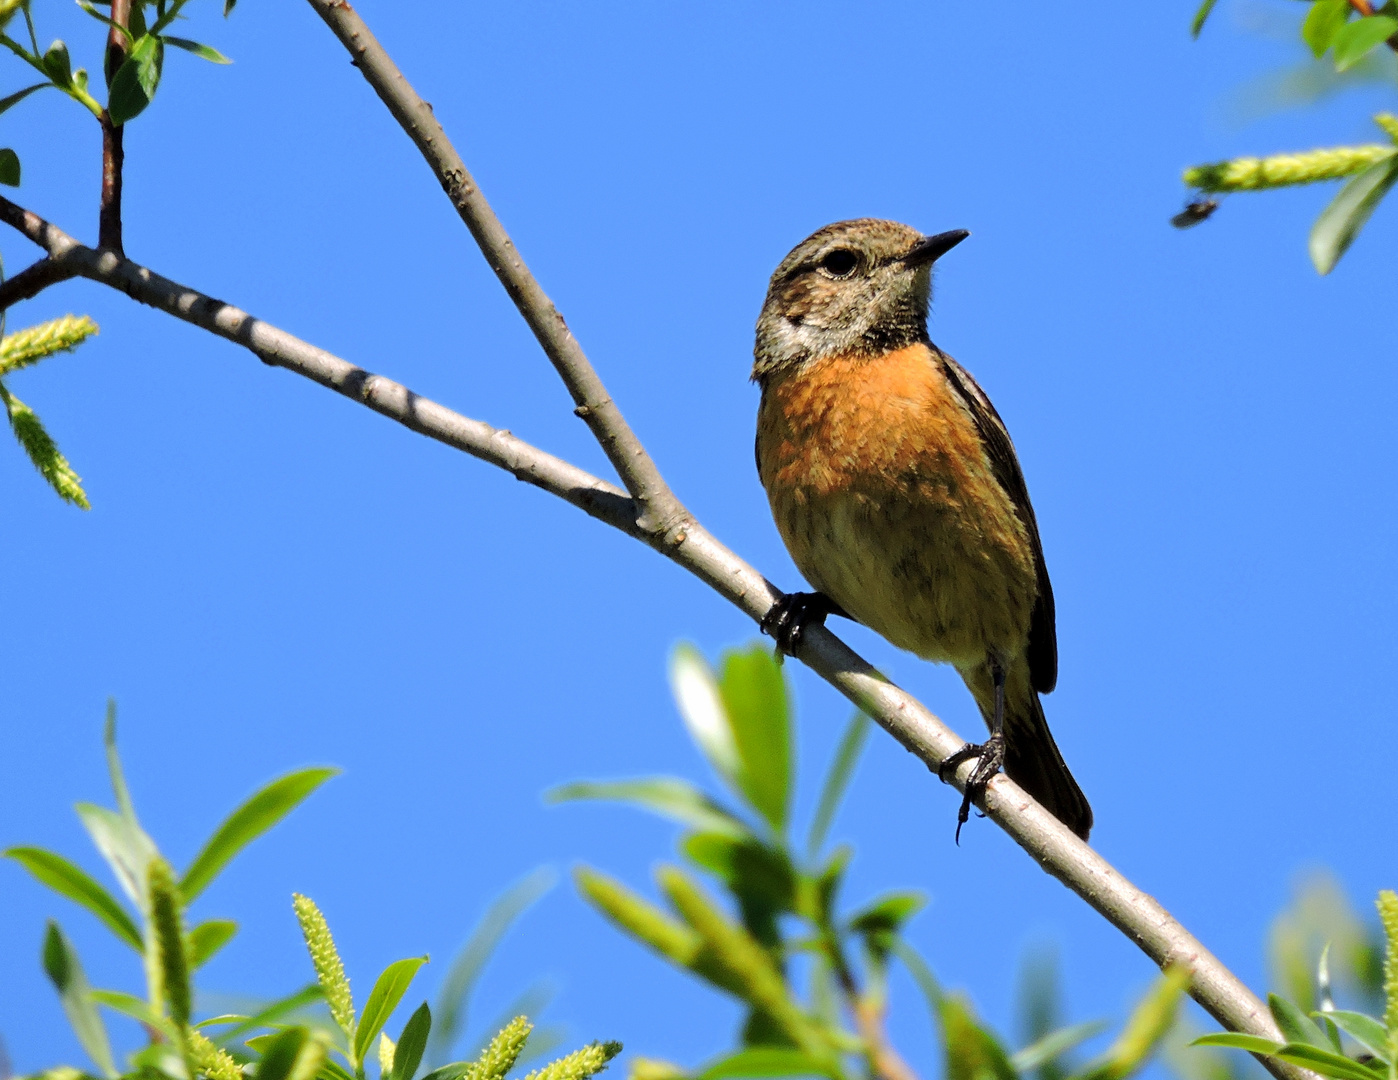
[553,644,1189,1080]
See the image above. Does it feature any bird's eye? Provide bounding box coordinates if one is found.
[819,249,859,278]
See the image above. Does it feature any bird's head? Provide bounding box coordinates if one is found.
[752,218,968,382]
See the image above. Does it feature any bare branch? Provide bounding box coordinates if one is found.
[306,0,685,536]
[0,256,82,310]
[99,0,131,253]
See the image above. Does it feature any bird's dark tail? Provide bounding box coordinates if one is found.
[1004,692,1093,841]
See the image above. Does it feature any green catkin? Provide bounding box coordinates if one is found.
[520,1042,622,1080]
[189,1030,242,1080]
[292,894,356,1038]
[1184,145,1395,191]
[465,1017,533,1080]
[0,383,88,508]
[0,315,98,375]
[147,858,191,1027]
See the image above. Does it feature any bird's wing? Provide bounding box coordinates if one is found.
[937,350,1058,693]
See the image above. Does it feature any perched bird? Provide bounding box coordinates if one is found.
[752,219,1092,841]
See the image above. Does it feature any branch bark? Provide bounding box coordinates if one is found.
[98,0,131,253]
[0,7,1308,1077]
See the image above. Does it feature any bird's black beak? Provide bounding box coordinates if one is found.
[901,229,970,267]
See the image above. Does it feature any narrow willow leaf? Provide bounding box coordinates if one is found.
[199,982,323,1042]
[75,1,132,40]
[74,802,157,908]
[670,644,741,787]
[42,921,117,1078]
[1333,16,1398,71]
[160,36,231,63]
[292,895,354,1040]
[1190,1034,1284,1054]
[1,384,89,508]
[187,919,238,969]
[1011,1021,1110,1074]
[3,847,142,949]
[103,701,138,825]
[430,867,555,1065]
[718,646,791,832]
[1304,0,1352,57]
[223,0,238,15]
[353,957,428,1069]
[696,1047,835,1079]
[804,712,868,861]
[89,987,175,1039]
[0,148,17,186]
[940,992,1017,1080]
[1270,1043,1387,1080]
[107,34,162,124]
[1076,966,1189,1080]
[147,857,191,1026]
[318,1059,355,1080]
[546,778,749,840]
[1191,0,1219,38]
[391,1004,430,1080]
[182,767,337,901]
[1269,994,1328,1049]
[255,1028,321,1080]
[573,866,701,967]
[1308,1010,1389,1063]
[0,314,99,375]
[848,892,926,936]
[1309,154,1398,274]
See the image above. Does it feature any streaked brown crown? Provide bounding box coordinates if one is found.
[753,219,946,381]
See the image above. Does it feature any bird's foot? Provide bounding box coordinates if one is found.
[760,591,842,654]
[938,733,1006,844]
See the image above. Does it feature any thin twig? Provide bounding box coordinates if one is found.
[306,0,685,537]
[0,255,82,310]
[98,0,131,253]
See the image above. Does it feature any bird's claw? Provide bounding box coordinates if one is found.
[938,733,1006,844]
[760,591,836,654]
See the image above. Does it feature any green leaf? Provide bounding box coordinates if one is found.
[1309,1010,1390,1062]
[103,701,138,824]
[1333,16,1398,70]
[1309,153,1398,273]
[670,644,741,788]
[160,35,231,63]
[1271,1044,1387,1080]
[198,983,323,1042]
[1012,1021,1110,1074]
[1,383,89,507]
[1191,0,1220,38]
[3,847,142,950]
[318,1060,355,1080]
[1268,994,1329,1049]
[74,802,158,908]
[682,832,796,950]
[940,992,1016,1080]
[224,0,238,14]
[255,1028,324,1080]
[430,867,555,1065]
[392,1004,431,1080]
[804,712,868,862]
[848,892,926,936]
[89,988,174,1036]
[1304,0,1353,57]
[107,33,162,125]
[546,777,750,839]
[0,147,19,186]
[188,919,238,969]
[42,39,71,85]
[572,865,702,971]
[42,921,117,1078]
[0,81,48,116]
[718,646,791,831]
[181,767,337,902]
[1189,1034,1284,1055]
[354,957,428,1068]
[1076,966,1188,1080]
[697,1048,837,1079]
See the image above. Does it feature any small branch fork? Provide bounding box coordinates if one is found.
[0,4,1303,1078]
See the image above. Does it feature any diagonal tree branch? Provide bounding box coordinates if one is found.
[305,0,684,537]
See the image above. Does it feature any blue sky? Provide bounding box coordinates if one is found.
[3,1,1397,1077]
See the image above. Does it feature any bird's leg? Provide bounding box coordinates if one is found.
[937,657,1008,843]
[760,591,850,654]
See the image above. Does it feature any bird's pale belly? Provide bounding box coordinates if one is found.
[757,345,1038,666]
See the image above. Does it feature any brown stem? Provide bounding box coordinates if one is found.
[0,256,81,311]
[98,0,131,254]
[830,954,920,1080]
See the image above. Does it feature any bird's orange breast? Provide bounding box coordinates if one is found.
[756,342,1037,665]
